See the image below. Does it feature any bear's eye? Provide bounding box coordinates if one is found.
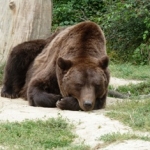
[75,83,83,88]
[95,84,101,89]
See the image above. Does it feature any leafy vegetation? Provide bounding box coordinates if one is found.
[103,0,150,65]
[0,117,89,150]
[53,0,150,65]
[52,0,105,30]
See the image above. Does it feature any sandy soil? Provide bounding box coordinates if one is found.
[110,77,142,88]
[0,77,149,149]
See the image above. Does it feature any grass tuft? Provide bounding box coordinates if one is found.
[106,98,150,132]
[0,117,77,150]
[99,132,150,146]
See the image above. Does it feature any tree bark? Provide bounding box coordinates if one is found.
[0,0,52,63]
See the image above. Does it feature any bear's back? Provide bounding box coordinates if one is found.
[58,21,107,59]
[31,21,107,77]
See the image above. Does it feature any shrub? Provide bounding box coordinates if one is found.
[52,0,105,30]
[102,0,150,65]
[52,0,150,65]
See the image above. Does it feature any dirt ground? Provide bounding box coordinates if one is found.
[0,77,150,150]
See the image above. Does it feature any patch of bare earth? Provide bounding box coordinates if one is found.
[0,77,150,150]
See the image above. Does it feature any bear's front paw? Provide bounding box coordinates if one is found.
[1,86,19,99]
[56,97,81,111]
[56,98,66,110]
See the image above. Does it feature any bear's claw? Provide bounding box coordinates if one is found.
[56,97,81,111]
[1,87,19,99]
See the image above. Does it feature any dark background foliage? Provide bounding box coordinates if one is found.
[52,0,150,65]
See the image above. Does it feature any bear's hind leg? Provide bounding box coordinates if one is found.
[1,40,46,98]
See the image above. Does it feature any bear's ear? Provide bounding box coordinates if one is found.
[57,57,72,71]
[99,56,109,69]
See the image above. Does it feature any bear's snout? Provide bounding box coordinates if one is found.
[83,100,93,111]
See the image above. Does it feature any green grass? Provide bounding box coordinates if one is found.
[110,63,150,80]
[99,132,150,147]
[106,98,150,132]
[0,117,89,150]
[52,145,90,150]
[104,62,150,145]
[0,62,149,149]
[109,63,150,98]
[109,80,150,98]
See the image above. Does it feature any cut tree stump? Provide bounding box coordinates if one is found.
[0,0,52,63]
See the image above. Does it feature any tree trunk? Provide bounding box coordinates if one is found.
[0,0,52,63]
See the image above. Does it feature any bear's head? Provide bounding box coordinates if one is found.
[57,56,109,111]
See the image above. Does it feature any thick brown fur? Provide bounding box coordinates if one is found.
[1,21,110,111]
[1,28,64,98]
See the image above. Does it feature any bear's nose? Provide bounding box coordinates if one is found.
[84,100,93,108]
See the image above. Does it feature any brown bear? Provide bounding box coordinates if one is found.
[1,21,110,111]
